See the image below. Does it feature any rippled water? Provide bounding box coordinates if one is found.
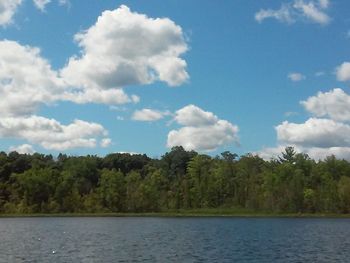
[1,217,350,262]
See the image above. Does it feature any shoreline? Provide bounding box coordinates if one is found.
[1,210,350,218]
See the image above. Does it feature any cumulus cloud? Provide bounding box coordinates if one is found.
[301,88,350,122]
[0,40,137,116]
[336,62,350,82]
[132,109,170,122]
[255,0,331,25]
[0,40,132,151]
[258,85,350,161]
[61,5,188,90]
[0,116,108,151]
[174,104,218,126]
[0,0,22,26]
[276,118,350,148]
[9,144,35,154]
[0,6,190,151]
[0,4,188,117]
[259,145,350,161]
[0,40,65,117]
[167,105,239,152]
[288,72,305,82]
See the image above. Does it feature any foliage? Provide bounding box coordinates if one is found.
[0,147,350,214]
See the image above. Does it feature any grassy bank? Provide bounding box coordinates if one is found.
[1,208,350,218]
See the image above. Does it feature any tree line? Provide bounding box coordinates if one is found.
[0,146,350,214]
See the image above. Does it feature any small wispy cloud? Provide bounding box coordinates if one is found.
[288,72,306,82]
[315,71,325,77]
[132,109,171,122]
[284,111,299,117]
[255,0,331,25]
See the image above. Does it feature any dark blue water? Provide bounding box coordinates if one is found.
[0,217,350,262]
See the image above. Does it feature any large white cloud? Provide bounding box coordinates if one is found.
[167,105,239,152]
[0,40,137,116]
[259,145,350,161]
[61,5,188,90]
[0,5,189,117]
[276,118,350,148]
[259,102,350,161]
[0,40,136,150]
[0,40,64,117]
[259,85,350,161]
[301,88,350,122]
[0,115,110,151]
[255,0,331,25]
[0,6,190,151]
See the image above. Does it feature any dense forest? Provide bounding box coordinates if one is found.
[0,146,350,214]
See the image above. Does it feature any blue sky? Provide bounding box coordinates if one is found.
[1,0,350,159]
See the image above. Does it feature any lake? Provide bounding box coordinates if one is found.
[0,217,349,262]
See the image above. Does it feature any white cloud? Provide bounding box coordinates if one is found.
[256,145,287,160]
[0,5,188,118]
[293,0,330,25]
[9,144,35,154]
[0,40,136,116]
[315,71,325,77]
[0,0,71,27]
[259,85,350,161]
[0,0,22,26]
[277,118,350,148]
[58,0,69,7]
[301,88,350,122]
[0,115,107,151]
[259,145,350,161]
[0,40,65,117]
[284,111,299,117]
[167,105,239,152]
[100,138,112,148]
[336,62,350,82]
[174,104,218,126]
[0,40,136,151]
[259,117,350,161]
[318,0,330,9]
[132,109,170,122]
[32,0,51,11]
[62,88,138,105]
[288,72,305,82]
[61,5,188,90]
[255,4,294,24]
[255,0,331,25]
[0,6,191,151]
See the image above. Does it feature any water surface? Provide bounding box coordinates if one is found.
[1,217,349,262]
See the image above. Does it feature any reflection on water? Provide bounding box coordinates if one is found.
[0,217,350,262]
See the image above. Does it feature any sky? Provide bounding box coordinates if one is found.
[1,0,350,160]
